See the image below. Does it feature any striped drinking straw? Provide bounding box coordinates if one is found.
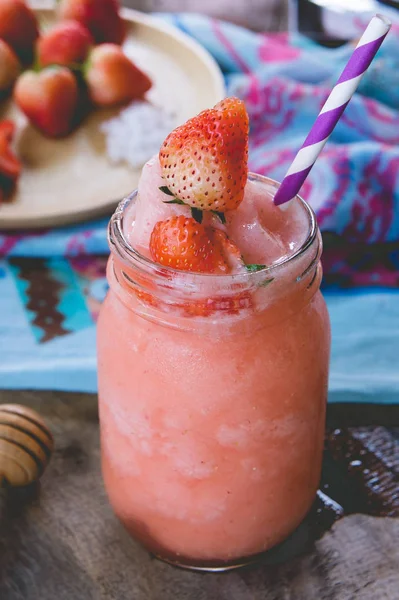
[273,14,392,207]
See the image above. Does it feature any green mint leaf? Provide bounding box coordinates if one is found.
[212,211,226,224]
[163,198,186,205]
[159,186,175,196]
[245,264,267,272]
[191,207,203,224]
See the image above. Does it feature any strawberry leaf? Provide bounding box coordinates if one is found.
[246,264,266,272]
[159,185,175,196]
[163,198,186,205]
[191,208,203,224]
[212,211,226,224]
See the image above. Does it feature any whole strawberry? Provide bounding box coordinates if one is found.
[0,0,38,64]
[37,21,93,68]
[159,97,249,213]
[58,0,125,45]
[85,44,152,107]
[0,39,20,96]
[150,216,228,274]
[14,66,79,138]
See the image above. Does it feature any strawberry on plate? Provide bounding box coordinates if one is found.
[37,20,93,68]
[14,66,79,138]
[0,119,21,203]
[0,119,20,180]
[58,0,125,45]
[0,0,38,64]
[159,97,249,213]
[84,44,152,107]
[0,39,20,96]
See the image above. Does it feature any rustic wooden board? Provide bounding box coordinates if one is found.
[0,390,398,599]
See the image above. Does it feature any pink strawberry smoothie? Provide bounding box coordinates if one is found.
[97,99,330,569]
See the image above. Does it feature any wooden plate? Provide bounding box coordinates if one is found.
[0,5,225,230]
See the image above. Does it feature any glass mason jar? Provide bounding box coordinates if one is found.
[97,174,331,572]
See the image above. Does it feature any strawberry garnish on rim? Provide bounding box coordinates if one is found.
[159,97,249,216]
[144,215,252,315]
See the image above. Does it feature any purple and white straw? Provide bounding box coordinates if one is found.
[273,14,392,207]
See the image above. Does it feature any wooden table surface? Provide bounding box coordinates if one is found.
[0,390,398,600]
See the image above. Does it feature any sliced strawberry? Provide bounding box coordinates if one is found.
[149,215,229,274]
[0,140,20,180]
[0,119,15,142]
[0,118,21,202]
[0,121,20,180]
[159,97,249,213]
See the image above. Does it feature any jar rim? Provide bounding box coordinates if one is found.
[108,173,318,285]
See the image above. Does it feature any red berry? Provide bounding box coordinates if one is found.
[0,119,15,142]
[0,118,21,203]
[159,97,249,213]
[85,43,152,107]
[14,67,79,138]
[0,0,38,64]
[0,39,20,95]
[58,0,125,45]
[142,216,252,315]
[150,216,229,274]
[37,21,93,68]
[0,119,20,180]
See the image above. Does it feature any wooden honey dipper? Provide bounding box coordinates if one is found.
[0,404,54,487]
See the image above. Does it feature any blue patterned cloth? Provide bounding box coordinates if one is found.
[0,13,398,402]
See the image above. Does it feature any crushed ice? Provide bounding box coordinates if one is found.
[101,101,176,169]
